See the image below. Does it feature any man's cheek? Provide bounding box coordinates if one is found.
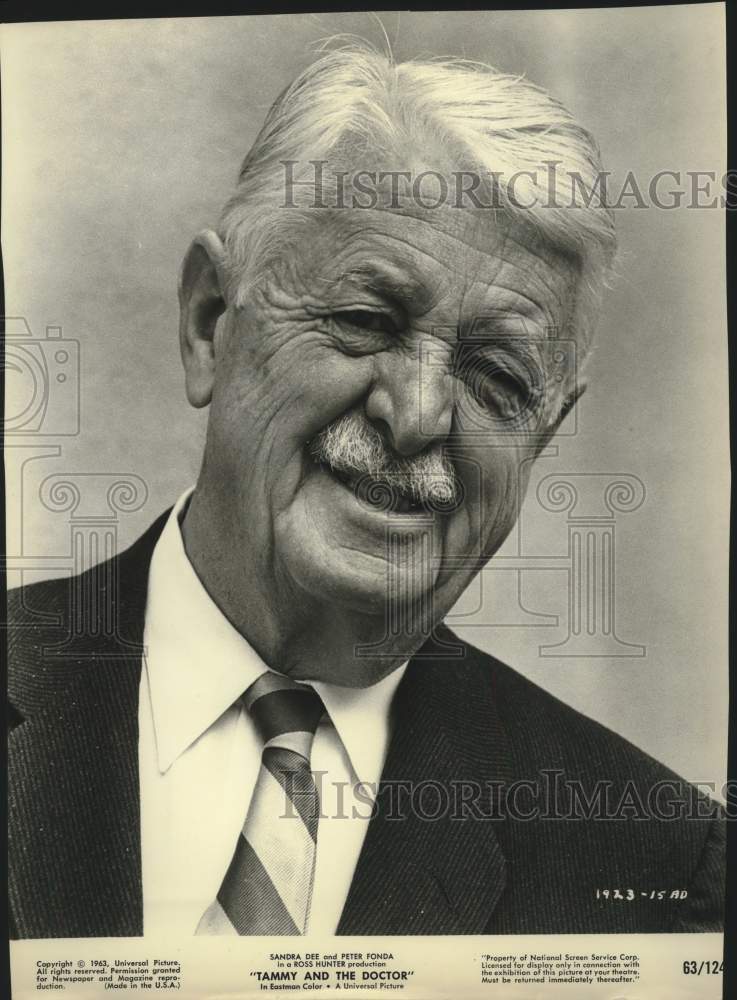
[475,458,521,552]
[216,325,316,418]
[294,351,378,438]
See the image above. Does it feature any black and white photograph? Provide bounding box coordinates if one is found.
[3,6,730,998]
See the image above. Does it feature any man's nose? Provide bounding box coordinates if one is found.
[364,350,454,456]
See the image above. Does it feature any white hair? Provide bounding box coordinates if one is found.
[219,41,616,387]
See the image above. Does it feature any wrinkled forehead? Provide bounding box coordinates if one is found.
[280,199,580,329]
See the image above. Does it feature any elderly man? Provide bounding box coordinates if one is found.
[8,45,725,938]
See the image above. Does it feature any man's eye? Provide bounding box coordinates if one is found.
[464,365,536,420]
[454,345,544,422]
[334,310,398,334]
[475,374,527,411]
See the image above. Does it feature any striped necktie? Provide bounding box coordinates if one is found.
[197,671,325,935]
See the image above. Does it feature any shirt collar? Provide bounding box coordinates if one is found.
[143,488,269,773]
[311,667,407,790]
[144,489,407,783]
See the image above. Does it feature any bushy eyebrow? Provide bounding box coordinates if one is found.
[328,261,432,310]
[460,311,550,338]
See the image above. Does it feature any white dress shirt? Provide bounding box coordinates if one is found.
[139,489,407,935]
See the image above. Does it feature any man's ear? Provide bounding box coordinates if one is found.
[178,230,229,408]
[533,381,587,459]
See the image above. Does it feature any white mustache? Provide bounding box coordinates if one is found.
[309,413,460,507]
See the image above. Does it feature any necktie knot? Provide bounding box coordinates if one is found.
[243,672,324,753]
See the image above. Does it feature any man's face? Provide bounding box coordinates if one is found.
[191,201,577,633]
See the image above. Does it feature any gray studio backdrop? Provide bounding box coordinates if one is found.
[3,7,728,788]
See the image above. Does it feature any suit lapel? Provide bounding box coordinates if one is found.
[338,635,512,934]
[8,513,168,938]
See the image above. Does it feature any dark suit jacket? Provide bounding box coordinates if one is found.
[7,511,726,938]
